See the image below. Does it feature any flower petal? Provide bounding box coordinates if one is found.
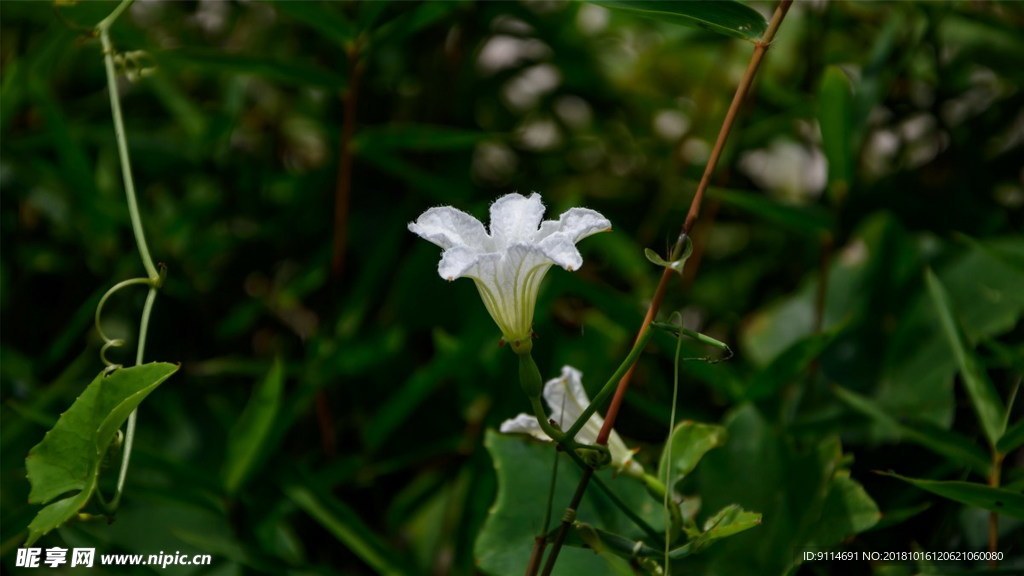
[542,366,602,445]
[542,365,644,476]
[543,366,590,414]
[537,207,611,243]
[534,207,610,270]
[488,193,545,247]
[438,245,492,281]
[536,233,583,271]
[408,206,490,250]
[605,430,643,476]
[499,413,549,442]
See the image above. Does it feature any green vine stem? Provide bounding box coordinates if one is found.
[95,276,157,368]
[664,313,685,571]
[562,325,655,443]
[93,0,162,514]
[99,1,157,282]
[557,448,661,544]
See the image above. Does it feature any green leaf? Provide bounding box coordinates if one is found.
[364,337,462,450]
[568,505,761,565]
[285,484,413,576]
[981,236,1024,274]
[698,504,762,543]
[745,332,835,401]
[1005,476,1024,494]
[25,362,179,545]
[657,421,727,489]
[53,0,121,29]
[571,524,644,574]
[31,79,101,200]
[925,269,1006,448]
[869,228,1024,434]
[937,237,1024,339]
[364,320,493,450]
[159,49,347,90]
[664,505,763,560]
[354,0,391,31]
[878,472,1024,520]
[806,473,880,547]
[593,1,767,42]
[372,1,464,45]
[870,502,931,532]
[357,146,474,203]
[27,493,92,546]
[707,187,834,239]
[997,418,1024,455]
[832,385,990,475]
[476,431,665,576]
[223,357,284,495]
[643,237,693,274]
[817,66,854,202]
[270,0,356,47]
[696,405,880,574]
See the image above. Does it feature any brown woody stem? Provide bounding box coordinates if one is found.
[536,1,795,572]
[988,450,1003,567]
[331,46,365,283]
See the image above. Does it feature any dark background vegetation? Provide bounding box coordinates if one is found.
[2,1,1022,574]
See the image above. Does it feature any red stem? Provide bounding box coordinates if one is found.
[598,0,794,445]
[536,2,795,572]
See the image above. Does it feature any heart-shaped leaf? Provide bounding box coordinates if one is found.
[25,362,179,545]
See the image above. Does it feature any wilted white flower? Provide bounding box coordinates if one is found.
[500,365,643,476]
[409,193,610,351]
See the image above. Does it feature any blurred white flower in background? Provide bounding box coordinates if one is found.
[739,138,827,203]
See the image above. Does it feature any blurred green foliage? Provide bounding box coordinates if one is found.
[2,0,1022,574]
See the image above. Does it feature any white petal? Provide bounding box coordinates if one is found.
[542,365,644,476]
[537,233,583,271]
[605,430,644,476]
[560,208,612,241]
[499,413,550,442]
[437,246,489,281]
[409,206,489,250]
[545,366,590,412]
[537,207,611,243]
[543,366,601,444]
[534,207,610,270]
[488,193,545,247]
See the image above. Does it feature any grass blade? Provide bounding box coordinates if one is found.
[285,484,412,575]
[925,269,1006,448]
[878,472,1024,520]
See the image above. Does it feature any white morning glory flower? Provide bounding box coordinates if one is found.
[408,193,610,350]
[500,365,643,477]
